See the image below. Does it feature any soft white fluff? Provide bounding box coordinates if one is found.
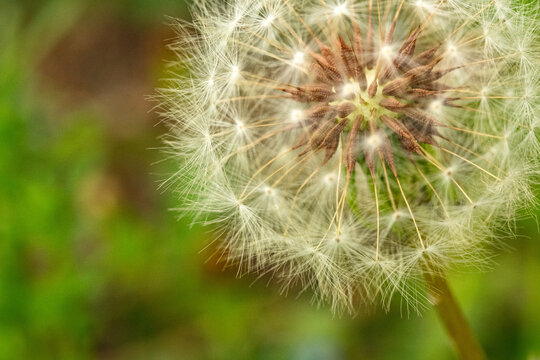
[158,0,540,313]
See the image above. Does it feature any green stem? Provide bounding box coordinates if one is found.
[424,272,486,360]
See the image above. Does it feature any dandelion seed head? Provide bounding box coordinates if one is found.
[160,0,540,313]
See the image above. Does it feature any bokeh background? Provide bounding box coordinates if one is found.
[0,1,538,359]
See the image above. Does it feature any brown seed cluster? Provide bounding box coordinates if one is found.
[280,19,462,179]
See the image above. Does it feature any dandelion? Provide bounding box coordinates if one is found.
[159,0,539,358]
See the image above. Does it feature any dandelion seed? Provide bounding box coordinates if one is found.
[290,109,304,122]
[292,51,305,64]
[333,3,348,16]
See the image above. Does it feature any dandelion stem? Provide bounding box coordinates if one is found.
[425,272,486,360]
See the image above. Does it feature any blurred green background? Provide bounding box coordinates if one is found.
[0,1,538,359]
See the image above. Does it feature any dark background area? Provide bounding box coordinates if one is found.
[0,1,538,359]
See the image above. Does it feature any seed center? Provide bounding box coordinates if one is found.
[279,22,460,175]
[331,70,399,130]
